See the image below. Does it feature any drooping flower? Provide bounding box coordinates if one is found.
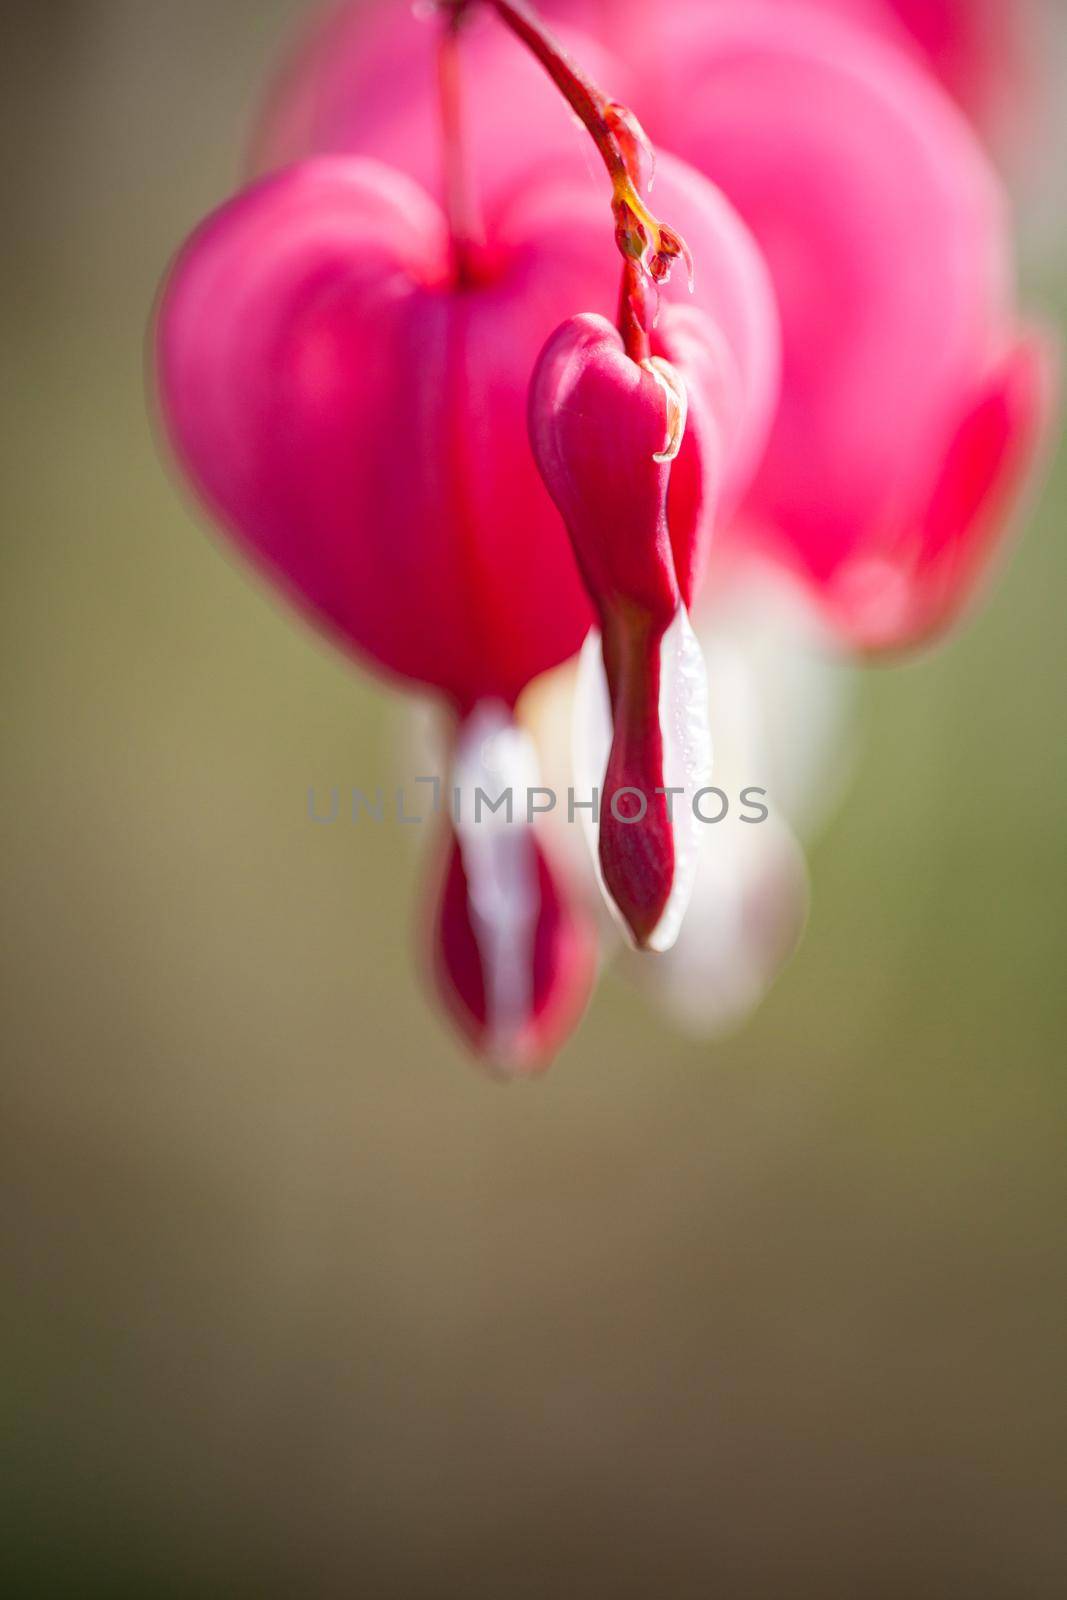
[524,128,778,949]
[156,0,1055,1069]
[156,0,780,1065]
[528,314,711,949]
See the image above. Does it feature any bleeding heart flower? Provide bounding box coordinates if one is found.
[528,314,713,950]
[155,0,780,1066]
[520,55,784,951]
[520,94,780,951]
[157,156,775,709]
[155,0,1055,1070]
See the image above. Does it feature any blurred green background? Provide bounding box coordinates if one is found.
[3,3,1066,1595]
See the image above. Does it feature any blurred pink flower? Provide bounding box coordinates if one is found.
[548,1,1057,651]
[815,0,1037,141]
[548,0,1038,147]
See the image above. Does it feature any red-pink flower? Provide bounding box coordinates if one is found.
[528,315,706,949]
[156,1,779,1064]
[160,69,774,704]
[154,0,1056,1071]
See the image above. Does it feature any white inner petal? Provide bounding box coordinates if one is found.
[650,606,713,952]
[698,559,857,841]
[451,702,541,1065]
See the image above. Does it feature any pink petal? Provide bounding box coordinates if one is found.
[829,329,1059,649]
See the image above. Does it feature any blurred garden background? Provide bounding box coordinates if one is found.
[3,2,1066,1594]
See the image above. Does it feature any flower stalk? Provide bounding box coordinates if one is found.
[438,4,485,287]
[440,0,690,351]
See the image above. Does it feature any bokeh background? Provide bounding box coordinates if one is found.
[3,2,1066,1594]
